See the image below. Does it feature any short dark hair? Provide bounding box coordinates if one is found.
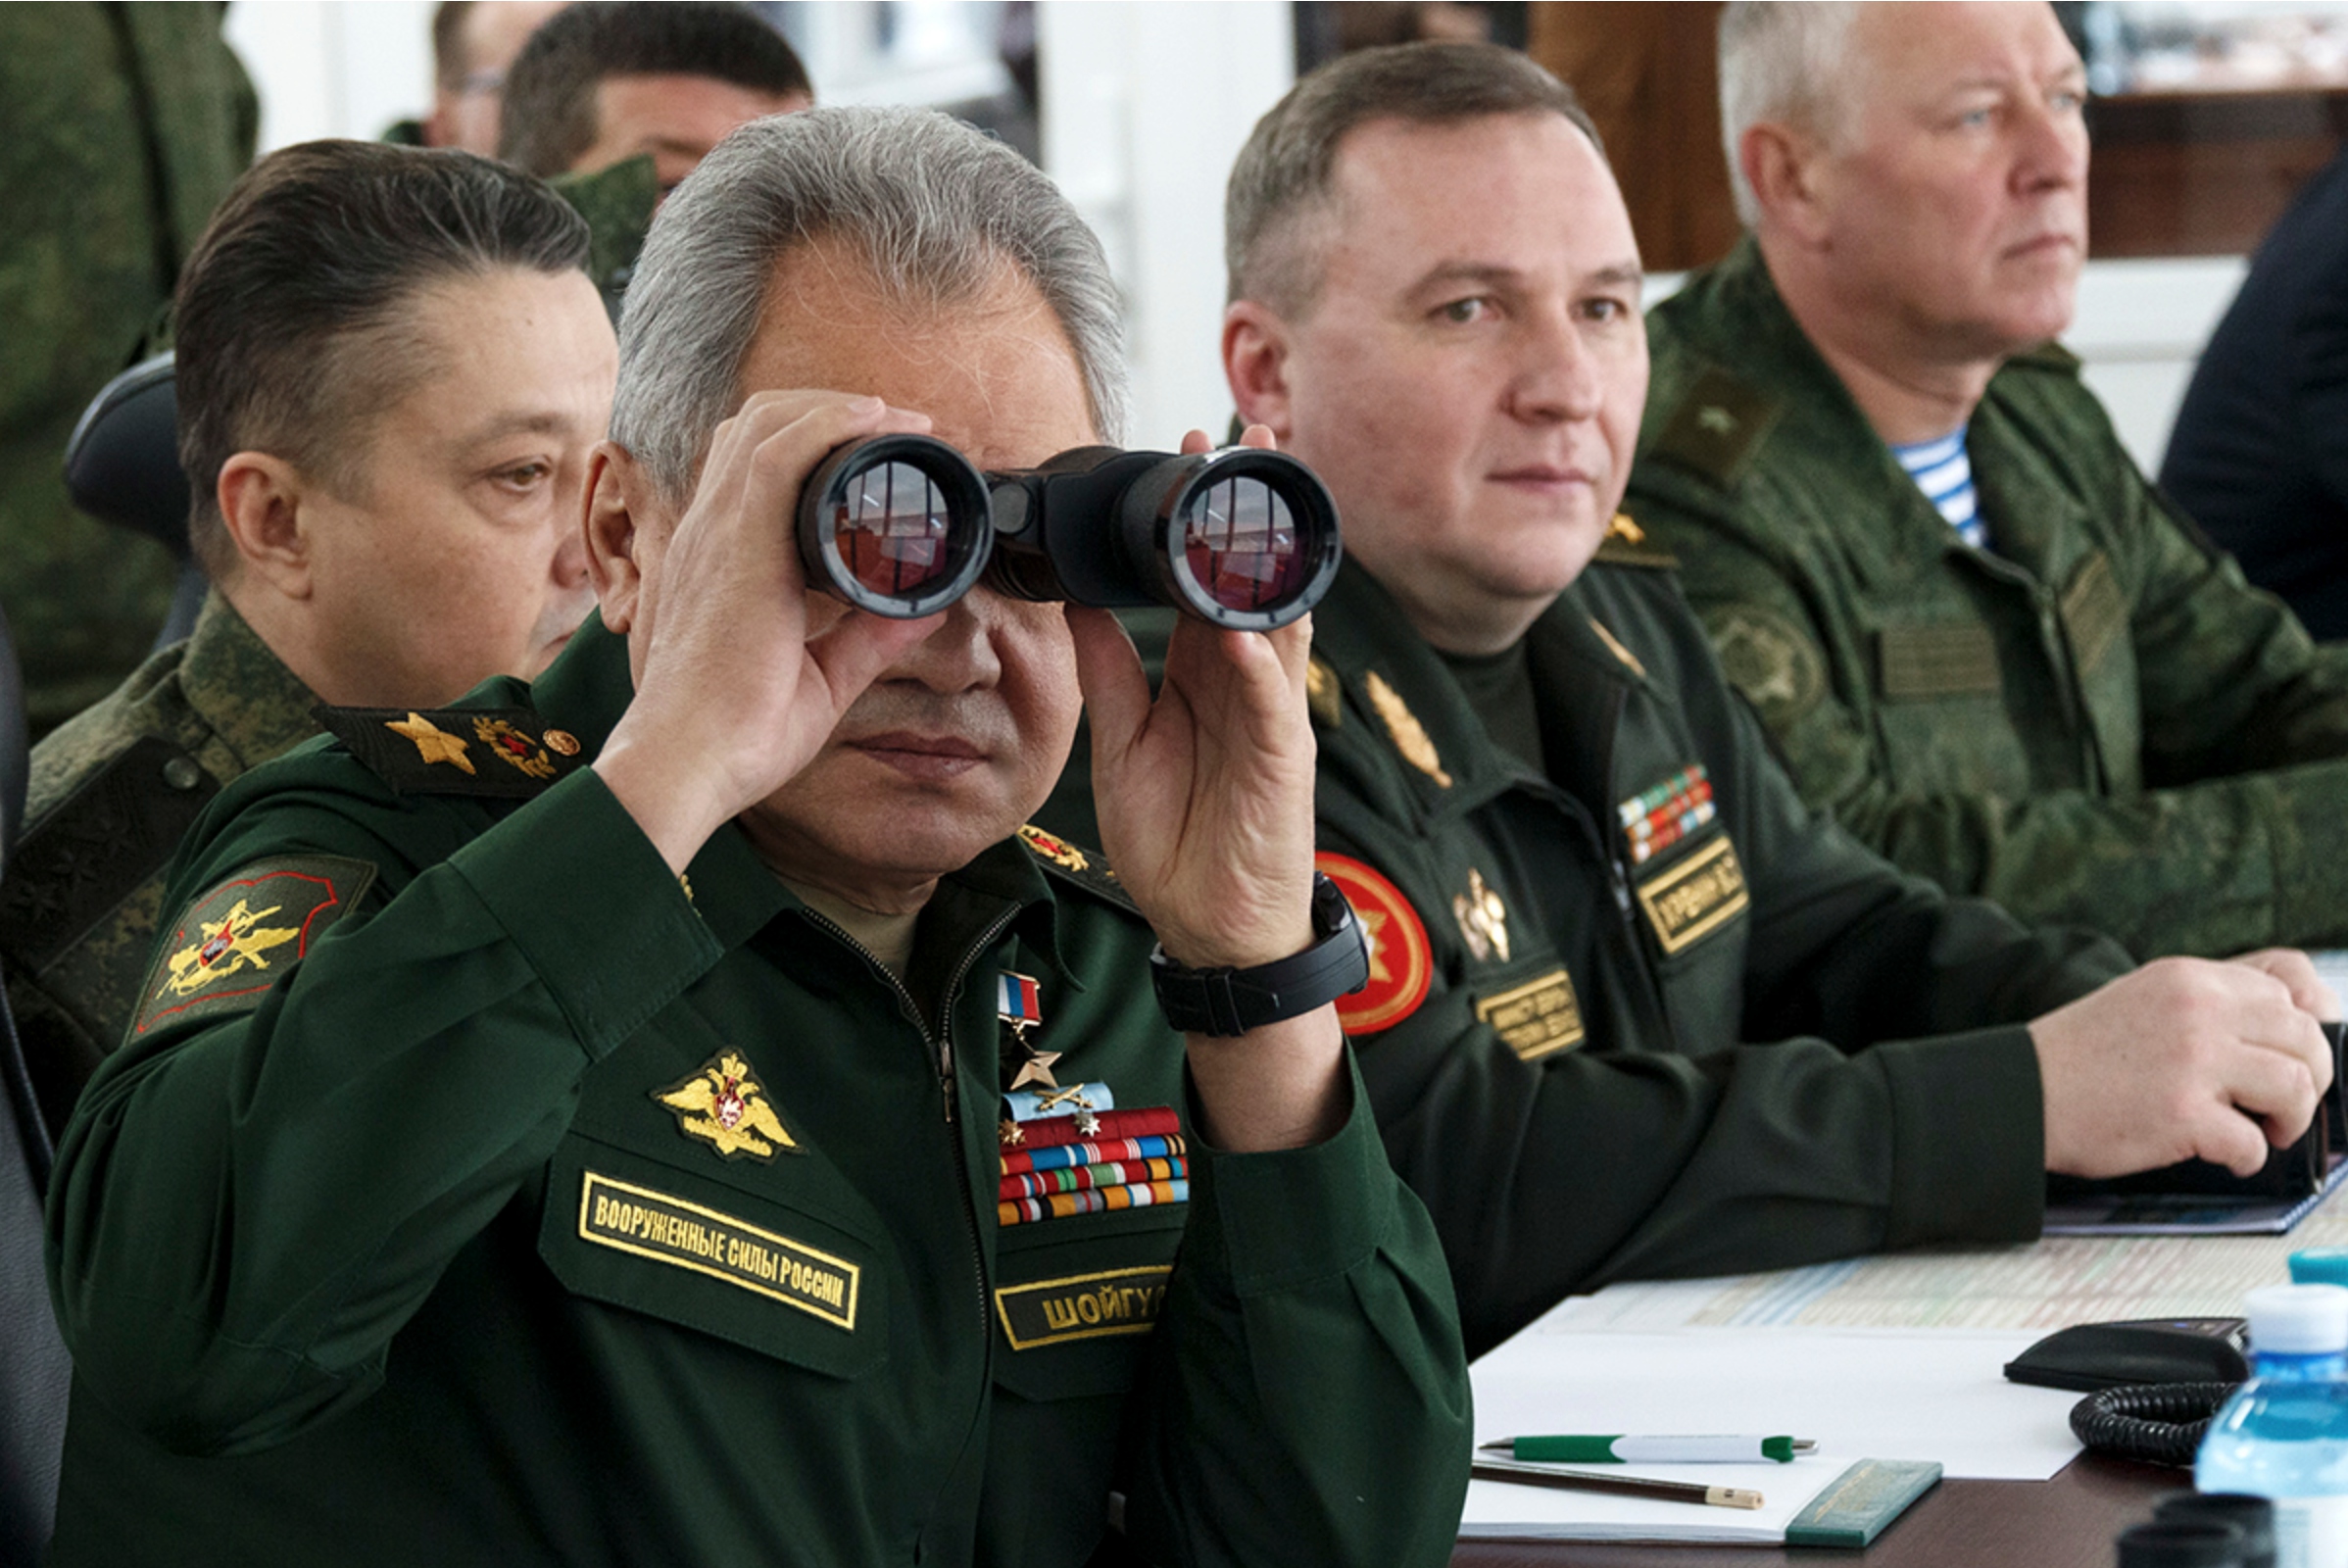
[1226,40,1601,317]
[497,2,812,177]
[174,140,590,578]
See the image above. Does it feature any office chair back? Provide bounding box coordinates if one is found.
[63,352,206,649]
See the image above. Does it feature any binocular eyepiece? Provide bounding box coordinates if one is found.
[797,434,1343,630]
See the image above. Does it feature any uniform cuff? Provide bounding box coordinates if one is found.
[1183,1052,1397,1297]
[449,768,722,1059]
[1878,1026,2044,1248]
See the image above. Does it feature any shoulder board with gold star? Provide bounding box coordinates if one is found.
[312,704,585,799]
[1016,823,1139,915]
[1591,511,1679,570]
[1647,363,1784,490]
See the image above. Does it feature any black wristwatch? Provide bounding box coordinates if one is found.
[1149,871,1370,1037]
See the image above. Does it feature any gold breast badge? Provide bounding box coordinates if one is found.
[652,1051,800,1161]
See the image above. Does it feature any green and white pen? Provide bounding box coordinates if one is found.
[1479,1435,1817,1464]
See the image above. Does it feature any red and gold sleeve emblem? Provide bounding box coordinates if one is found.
[1313,852,1433,1035]
[131,856,377,1038]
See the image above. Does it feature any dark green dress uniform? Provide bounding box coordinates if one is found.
[42,617,1470,1568]
[1304,555,2131,1357]
[1629,238,2348,960]
[0,592,318,1137]
[0,3,254,735]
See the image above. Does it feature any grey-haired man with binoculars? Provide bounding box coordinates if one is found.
[43,108,1470,1565]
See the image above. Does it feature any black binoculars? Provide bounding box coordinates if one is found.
[795,434,1343,631]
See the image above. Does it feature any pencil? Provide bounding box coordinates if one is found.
[1470,1458,1766,1509]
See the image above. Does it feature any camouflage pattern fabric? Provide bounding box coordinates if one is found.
[0,4,254,738]
[549,154,659,322]
[1630,237,2348,959]
[0,591,317,1135]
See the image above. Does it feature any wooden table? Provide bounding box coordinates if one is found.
[1452,1452,2182,1568]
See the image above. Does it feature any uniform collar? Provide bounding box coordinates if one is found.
[1313,559,1646,819]
[180,590,322,769]
[1666,238,1984,594]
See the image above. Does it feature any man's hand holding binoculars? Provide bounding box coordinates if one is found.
[1076,424,1349,1153]
[589,389,949,872]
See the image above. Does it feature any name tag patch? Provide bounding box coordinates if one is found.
[1477,969,1585,1061]
[1636,836,1750,955]
[577,1171,858,1330]
[996,1264,1173,1350]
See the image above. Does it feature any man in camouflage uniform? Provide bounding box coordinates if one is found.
[1629,1,2348,960]
[1211,40,2339,1356]
[0,142,613,1136]
[501,2,812,313]
[0,4,253,738]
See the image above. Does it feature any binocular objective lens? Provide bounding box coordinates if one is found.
[1183,475,1308,613]
[833,460,959,599]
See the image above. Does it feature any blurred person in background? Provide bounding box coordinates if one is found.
[0,4,252,740]
[500,1,812,312]
[387,1,572,153]
[2162,140,2348,641]
[0,142,612,1143]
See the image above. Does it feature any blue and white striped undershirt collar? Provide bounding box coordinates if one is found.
[1888,427,1985,550]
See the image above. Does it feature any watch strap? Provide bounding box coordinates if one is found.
[1150,872,1370,1037]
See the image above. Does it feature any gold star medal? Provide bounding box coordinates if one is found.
[652,1051,801,1161]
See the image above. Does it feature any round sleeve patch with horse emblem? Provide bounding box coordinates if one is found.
[1314,852,1433,1035]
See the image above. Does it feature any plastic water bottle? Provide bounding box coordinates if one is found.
[2197,1284,2348,1568]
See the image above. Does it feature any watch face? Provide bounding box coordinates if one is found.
[1313,854,1432,1035]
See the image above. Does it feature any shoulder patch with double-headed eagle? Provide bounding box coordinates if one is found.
[314,704,584,799]
[130,856,376,1038]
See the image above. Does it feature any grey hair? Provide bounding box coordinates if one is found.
[1717,2,1861,227]
[611,106,1129,501]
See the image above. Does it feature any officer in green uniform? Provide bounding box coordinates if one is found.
[501,3,814,316]
[1,142,613,1138]
[0,3,253,737]
[1211,40,2337,1357]
[43,108,1469,1565]
[1629,2,2348,961]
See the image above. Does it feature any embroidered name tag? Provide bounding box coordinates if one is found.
[1877,622,2000,701]
[995,1264,1173,1350]
[1636,837,1750,956]
[1477,969,1586,1061]
[576,1171,858,1330]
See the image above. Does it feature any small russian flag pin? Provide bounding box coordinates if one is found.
[998,971,1043,1031]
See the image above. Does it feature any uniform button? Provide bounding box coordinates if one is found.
[162,757,204,792]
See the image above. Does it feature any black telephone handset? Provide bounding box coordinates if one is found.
[2004,1317,2250,1393]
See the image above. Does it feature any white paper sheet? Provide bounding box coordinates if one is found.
[1468,1326,2083,1486]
